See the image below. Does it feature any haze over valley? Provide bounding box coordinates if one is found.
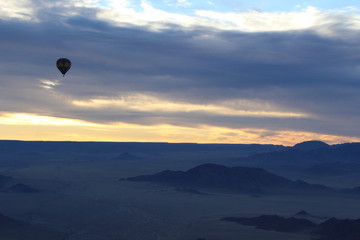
[0,140,360,240]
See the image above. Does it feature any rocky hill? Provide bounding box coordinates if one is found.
[293,141,330,151]
[123,163,329,194]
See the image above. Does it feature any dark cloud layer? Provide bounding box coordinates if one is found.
[1,5,360,139]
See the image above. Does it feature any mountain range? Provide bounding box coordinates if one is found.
[222,213,360,240]
[0,140,285,155]
[0,174,40,193]
[122,163,330,194]
[241,141,360,165]
[0,212,64,239]
[232,141,360,185]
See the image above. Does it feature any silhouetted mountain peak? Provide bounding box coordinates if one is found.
[295,210,310,216]
[293,210,327,220]
[293,141,329,151]
[124,163,328,194]
[187,163,227,173]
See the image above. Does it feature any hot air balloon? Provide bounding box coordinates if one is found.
[56,58,71,77]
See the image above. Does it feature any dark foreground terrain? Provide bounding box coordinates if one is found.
[0,140,359,239]
[222,213,360,240]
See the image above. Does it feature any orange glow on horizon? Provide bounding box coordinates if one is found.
[0,112,359,146]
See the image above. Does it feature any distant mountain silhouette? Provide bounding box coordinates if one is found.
[295,210,312,217]
[174,188,209,195]
[0,175,41,193]
[305,164,347,176]
[293,210,328,221]
[315,218,360,240]
[123,163,329,194]
[222,214,360,240]
[241,142,360,170]
[0,175,12,187]
[222,214,316,232]
[293,141,329,151]
[0,213,27,228]
[343,186,360,195]
[0,212,65,239]
[5,183,40,193]
[114,153,141,160]
[352,186,360,193]
[0,140,286,155]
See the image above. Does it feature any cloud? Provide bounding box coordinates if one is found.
[194,6,360,33]
[0,0,36,21]
[0,112,94,126]
[0,1,360,144]
[163,0,192,8]
[71,94,309,118]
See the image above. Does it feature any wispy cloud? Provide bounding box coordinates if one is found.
[0,112,93,126]
[0,0,36,21]
[71,94,310,118]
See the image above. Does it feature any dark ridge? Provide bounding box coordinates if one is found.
[5,183,40,193]
[293,141,329,151]
[315,218,360,240]
[0,175,13,186]
[351,186,360,193]
[174,188,208,195]
[0,140,286,154]
[222,215,316,232]
[114,153,141,160]
[294,210,328,220]
[305,164,347,176]
[222,214,360,240]
[0,213,28,228]
[0,212,65,239]
[242,142,360,165]
[295,210,310,216]
[124,163,329,194]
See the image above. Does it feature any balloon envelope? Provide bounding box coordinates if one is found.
[56,58,71,76]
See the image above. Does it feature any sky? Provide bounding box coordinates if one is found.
[0,0,360,145]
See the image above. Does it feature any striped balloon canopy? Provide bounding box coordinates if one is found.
[56,58,71,77]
